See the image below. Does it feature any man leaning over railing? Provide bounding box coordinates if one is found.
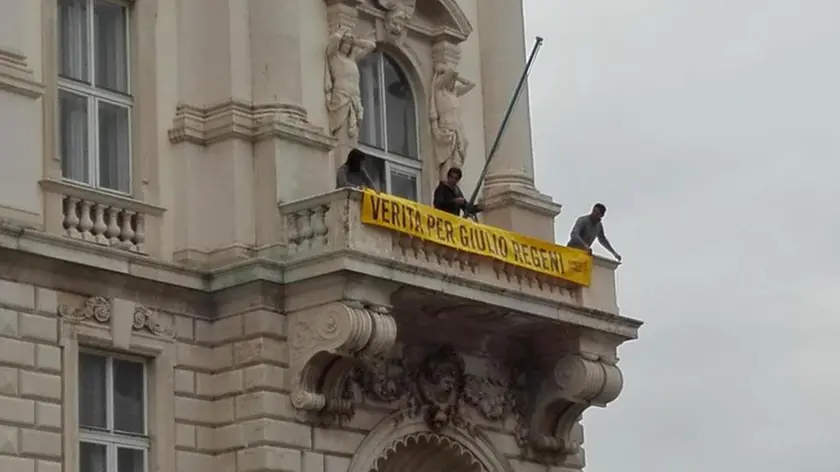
[567,203,622,261]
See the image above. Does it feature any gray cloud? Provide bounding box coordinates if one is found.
[524,0,840,470]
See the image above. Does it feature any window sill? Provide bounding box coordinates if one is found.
[40,179,166,217]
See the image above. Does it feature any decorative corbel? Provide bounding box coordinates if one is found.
[288,300,397,421]
[517,352,623,461]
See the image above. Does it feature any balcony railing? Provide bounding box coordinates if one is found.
[40,179,165,256]
[278,188,620,315]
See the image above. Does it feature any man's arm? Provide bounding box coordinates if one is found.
[336,167,350,188]
[362,169,378,192]
[597,225,621,260]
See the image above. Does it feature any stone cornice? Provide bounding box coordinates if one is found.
[168,99,337,150]
[0,48,44,99]
[357,3,471,44]
[480,185,563,219]
[0,218,642,338]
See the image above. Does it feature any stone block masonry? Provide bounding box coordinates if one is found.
[173,305,373,472]
[0,279,62,472]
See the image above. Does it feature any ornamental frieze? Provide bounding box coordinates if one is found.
[57,296,173,338]
[348,344,624,463]
[352,344,526,433]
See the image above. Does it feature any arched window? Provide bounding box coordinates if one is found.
[358,51,420,200]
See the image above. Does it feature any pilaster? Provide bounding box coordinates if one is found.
[171,0,255,267]
[0,0,43,228]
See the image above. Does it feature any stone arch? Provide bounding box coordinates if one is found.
[348,411,515,472]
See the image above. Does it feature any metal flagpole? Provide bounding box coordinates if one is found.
[465,36,544,219]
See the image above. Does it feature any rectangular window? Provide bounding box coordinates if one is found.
[58,0,132,194]
[78,351,149,472]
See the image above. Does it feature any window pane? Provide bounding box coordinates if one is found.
[117,447,145,472]
[390,168,418,201]
[60,90,90,184]
[362,157,386,193]
[94,0,129,93]
[58,0,90,82]
[80,442,108,472]
[79,353,107,429]
[383,56,417,158]
[359,54,385,150]
[98,102,131,193]
[113,359,144,434]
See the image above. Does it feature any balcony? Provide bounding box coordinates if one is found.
[277,188,639,340]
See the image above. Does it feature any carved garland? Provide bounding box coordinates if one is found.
[352,345,624,463]
[58,296,112,323]
[132,305,174,337]
[58,296,173,338]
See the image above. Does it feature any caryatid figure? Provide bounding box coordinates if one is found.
[324,28,377,141]
[430,65,476,180]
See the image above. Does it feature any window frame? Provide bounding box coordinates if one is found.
[78,348,150,472]
[358,50,422,200]
[57,0,134,196]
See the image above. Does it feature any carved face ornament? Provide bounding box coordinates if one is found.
[385,9,409,36]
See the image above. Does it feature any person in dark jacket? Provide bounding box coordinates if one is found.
[433,167,481,217]
[336,148,378,191]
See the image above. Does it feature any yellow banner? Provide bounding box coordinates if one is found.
[359,189,592,286]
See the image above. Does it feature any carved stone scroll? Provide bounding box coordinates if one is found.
[288,300,397,419]
[132,306,173,337]
[516,352,623,460]
[58,296,112,323]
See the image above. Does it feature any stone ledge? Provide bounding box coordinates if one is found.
[168,99,336,151]
[0,49,44,99]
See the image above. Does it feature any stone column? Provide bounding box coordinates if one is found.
[476,0,561,242]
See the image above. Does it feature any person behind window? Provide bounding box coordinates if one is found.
[433,167,481,217]
[336,148,378,191]
[567,203,622,261]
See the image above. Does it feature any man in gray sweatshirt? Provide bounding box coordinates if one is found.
[567,203,622,261]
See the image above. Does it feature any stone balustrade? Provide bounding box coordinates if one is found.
[278,189,621,316]
[40,179,165,255]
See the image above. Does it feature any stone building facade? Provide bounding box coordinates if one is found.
[0,1,642,472]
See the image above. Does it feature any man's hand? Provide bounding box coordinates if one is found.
[454,197,466,205]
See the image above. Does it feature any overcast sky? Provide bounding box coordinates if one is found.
[524,0,840,471]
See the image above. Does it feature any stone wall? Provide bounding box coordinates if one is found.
[0,272,588,472]
[0,279,63,472]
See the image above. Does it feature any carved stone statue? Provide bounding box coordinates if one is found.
[374,0,417,42]
[430,66,475,180]
[324,28,377,141]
